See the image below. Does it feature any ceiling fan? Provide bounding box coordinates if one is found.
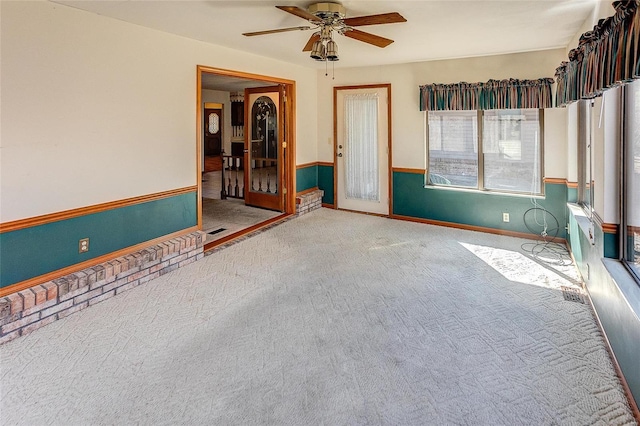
[242,2,406,61]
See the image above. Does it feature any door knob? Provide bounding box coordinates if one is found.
[337,153,343,157]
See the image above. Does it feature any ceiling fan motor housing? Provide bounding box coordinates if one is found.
[308,2,346,21]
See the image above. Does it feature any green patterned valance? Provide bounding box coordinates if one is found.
[556,0,639,106]
[419,78,555,111]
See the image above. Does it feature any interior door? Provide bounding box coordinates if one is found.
[204,105,222,156]
[335,86,390,215]
[244,85,285,211]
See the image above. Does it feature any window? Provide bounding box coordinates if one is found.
[426,109,543,194]
[578,100,595,214]
[623,79,640,281]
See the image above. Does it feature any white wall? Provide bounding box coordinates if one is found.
[0,1,318,222]
[317,49,568,178]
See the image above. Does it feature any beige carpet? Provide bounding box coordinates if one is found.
[0,209,636,425]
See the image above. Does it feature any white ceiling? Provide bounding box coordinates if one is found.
[54,0,599,70]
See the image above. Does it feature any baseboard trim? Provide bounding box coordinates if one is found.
[390,213,563,242]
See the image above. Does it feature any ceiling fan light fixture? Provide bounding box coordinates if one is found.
[325,39,338,61]
[310,40,326,60]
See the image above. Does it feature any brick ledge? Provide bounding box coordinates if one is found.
[0,232,204,345]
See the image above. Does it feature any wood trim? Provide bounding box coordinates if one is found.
[196,68,203,230]
[592,212,617,236]
[390,213,566,242]
[296,162,317,169]
[203,213,290,251]
[197,65,296,86]
[393,167,426,175]
[317,161,334,167]
[0,227,199,298]
[567,181,579,189]
[286,83,297,215]
[584,290,640,421]
[543,177,567,185]
[296,187,319,198]
[387,84,393,217]
[0,186,197,234]
[602,223,619,234]
[322,203,335,209]
[337,208,388,218]
[196,67,296,216]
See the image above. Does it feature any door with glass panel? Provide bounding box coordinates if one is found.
[244,85,285,211]
[335,86,390,215]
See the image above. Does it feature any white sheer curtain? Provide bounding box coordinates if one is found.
[344,93,379,201]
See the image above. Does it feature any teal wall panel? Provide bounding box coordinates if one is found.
[0,192,197,288]
[318,165,334,205]
[393,171,567,239]
[603,231,619,259]
[296,165,318,193]
[567,208,640,406]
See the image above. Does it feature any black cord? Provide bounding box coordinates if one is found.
[521,207,573,266]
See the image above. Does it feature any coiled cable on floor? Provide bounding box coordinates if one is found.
[521,207,572,266]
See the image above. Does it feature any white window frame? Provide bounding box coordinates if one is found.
[425,109,544,196]
[622,80,640,284]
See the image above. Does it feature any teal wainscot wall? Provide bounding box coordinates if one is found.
[0,191,197,289]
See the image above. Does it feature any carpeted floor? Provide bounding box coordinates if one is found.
[0,209,636,425]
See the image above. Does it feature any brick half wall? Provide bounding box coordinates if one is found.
[0,232,204,345]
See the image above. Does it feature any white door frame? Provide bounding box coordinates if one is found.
[333,84,392,216]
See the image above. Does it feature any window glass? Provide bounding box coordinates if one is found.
[427,110,478,188]
[426,109,543,194]
[624,80,640,280]
[483,109,541,193]
[584,101,593,212]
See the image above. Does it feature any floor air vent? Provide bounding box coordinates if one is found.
[208,228,226,235]
[561,286,587,304]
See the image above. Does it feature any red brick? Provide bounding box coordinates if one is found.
[32,285,47,305]
[0,298,11,319]
[53,277,70,297]
[40,300,73,318]
[22,299,57,317]
[1,312,39,334]
[21,315,57,336]
[0,330,20,345]
[6,293,23,315]
[73,288,103,304]
[88,290,115,306]
[19,289,36,311]
[93,265,106,282]
[41,282,58,301]
[179,257,196,268]
[57,302,88,320]
[169,253,188,266]
[74,270,89,289]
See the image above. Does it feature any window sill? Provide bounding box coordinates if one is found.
[567,203,595,245]
[424,184,545,199]
[602,259,640,319]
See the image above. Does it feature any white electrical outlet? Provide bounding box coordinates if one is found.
[502,213,510,222]
[79,238,90,253]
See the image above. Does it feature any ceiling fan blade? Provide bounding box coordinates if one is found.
[342,29,394,48]
[276,6,323,23]
[303,34,321,52]
[243,26,311,37]
[343,12,407,27]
